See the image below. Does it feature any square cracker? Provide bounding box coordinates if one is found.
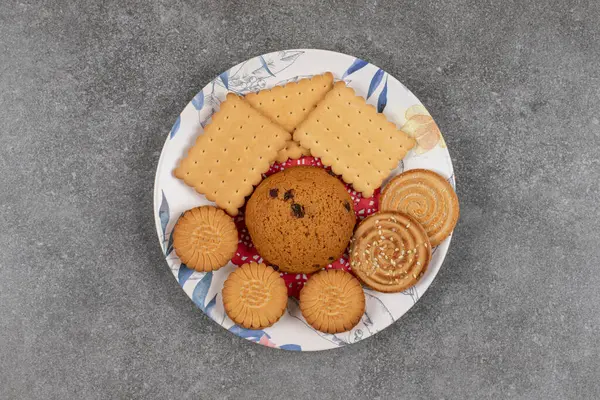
[294,81,416,197]
[245,72,334,161]
[274,140,311,163]
[245,72,334,132]
[174,93,291,215]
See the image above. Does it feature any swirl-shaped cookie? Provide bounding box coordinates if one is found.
[350,211,431,293]
[223,263,288,329]
[380,169,459,246]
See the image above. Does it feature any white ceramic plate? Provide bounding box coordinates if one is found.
[154,49,455,351]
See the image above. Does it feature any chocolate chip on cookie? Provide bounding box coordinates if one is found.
[291,203,305,218]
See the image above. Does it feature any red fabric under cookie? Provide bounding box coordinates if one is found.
[231,156,380,298]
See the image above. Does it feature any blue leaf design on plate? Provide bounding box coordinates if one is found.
[219,71,229,89]
[201,107,216,128]
[377,76,388,113]
[169,115,181,139]
[158,191,169,241]
[330,334,347,346]
[367,69,384,99]
[251,51,304,78]
[204,293,218,317]
[191,89,204,110]
[259,55,275,77]
[191,272,213,310]
[280,50,303,63]
[401,286,419,304]
[165,229,174,256]
[177,264,194,287]
[364,292,394,322]
[362,317,374,335]
[342,58,368,79]
[229,325,266,341]
[166,212,183,256]
[279,344,302,351]
[363,311,373,326]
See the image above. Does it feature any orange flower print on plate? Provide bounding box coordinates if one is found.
[400,105,446,154]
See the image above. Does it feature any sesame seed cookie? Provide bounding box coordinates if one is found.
[350,211,431,292]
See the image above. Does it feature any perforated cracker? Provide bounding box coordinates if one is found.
[245,72,333,162]
[294,81,416,197]
[174,93,291,216]
[245,72,334,132]
[274,140,311,163]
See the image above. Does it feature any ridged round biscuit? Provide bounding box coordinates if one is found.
[223,263,288,329]
[300,270,365,334]
[380,169,459,246]
[172,206,238,272]
[350,211,431,293]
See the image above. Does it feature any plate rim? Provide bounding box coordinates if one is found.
[152,48,456,351]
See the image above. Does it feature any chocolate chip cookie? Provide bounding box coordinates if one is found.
[245,166,356,274]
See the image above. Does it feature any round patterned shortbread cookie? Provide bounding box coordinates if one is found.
[172,206,238,272]
[299,270,365,334]
[223,263,288,329]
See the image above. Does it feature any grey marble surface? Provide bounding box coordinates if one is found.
[1,0,599,399]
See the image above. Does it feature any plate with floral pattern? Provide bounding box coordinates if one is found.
[154,49,455,351]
